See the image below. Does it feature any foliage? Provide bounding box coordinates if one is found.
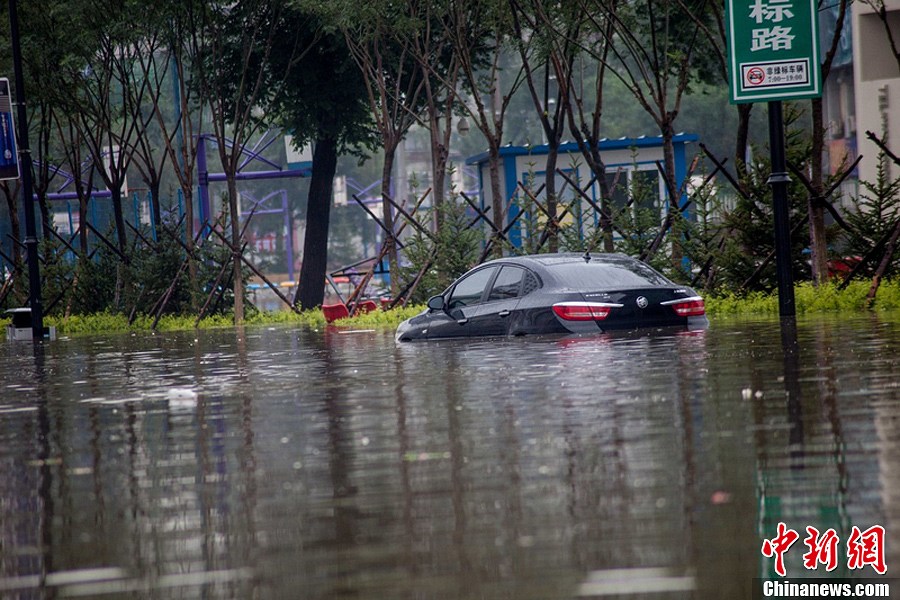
[0,0,893,325]
[545,154,683,280]
[263,7,374,155]
[513,165,547,256]
[5,303,421,338]
[843,145,900,278]
[706,279,900,316]
[674,167,729,291]
[395,194,484,303]
[1,218,251,324]
[60,242,120,315]
[16,277,900,339]
[42,310,239,336]
[614,0,720,89]
[712,104,812,292]
[611,165,671,273]
[121,228,192,316]
[326,304,424,327]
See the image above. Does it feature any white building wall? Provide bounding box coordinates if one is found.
[853,1,900,185]
[476,145,670,210]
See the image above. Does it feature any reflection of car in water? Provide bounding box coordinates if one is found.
[396,253,708,341]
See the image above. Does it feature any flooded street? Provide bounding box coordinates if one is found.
[1,316,898,599]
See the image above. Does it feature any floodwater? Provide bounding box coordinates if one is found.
[0,315,898,599]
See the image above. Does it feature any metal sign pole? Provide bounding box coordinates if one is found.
[7,0,44,340]
[767,100,795,317]
[727,0,819,318]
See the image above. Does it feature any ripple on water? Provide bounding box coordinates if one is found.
[0,319,898,597]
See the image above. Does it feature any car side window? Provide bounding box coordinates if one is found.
[487,266,525,301]
[447,267,497,309]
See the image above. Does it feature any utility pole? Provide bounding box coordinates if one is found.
[8,0,44,340]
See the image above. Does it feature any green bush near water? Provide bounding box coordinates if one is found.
[705,279,900,316]
[5,280,900,337]
[0,304,426,337]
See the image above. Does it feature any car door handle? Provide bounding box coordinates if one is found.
[499,310,511,318]
[457,318,469,325]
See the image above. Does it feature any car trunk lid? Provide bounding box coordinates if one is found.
[580,287,697,328]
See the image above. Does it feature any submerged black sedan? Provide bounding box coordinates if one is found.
[395,253,708,341]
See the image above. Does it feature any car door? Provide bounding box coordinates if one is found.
[426,266,498,339]
[469,265,526,337]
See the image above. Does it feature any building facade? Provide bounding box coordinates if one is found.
[850,1,900,186]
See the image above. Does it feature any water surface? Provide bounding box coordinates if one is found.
[1,316,898,598]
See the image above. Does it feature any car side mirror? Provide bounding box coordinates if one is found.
[427,295,446,312]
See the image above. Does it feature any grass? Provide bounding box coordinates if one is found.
[5,279,900,337]
[0,304,425,337]
[705,279,900,316]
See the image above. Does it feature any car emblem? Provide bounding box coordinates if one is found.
[636,296,649,309]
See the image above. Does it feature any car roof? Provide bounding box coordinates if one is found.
[475,252,678,290]
[483,252,640,270]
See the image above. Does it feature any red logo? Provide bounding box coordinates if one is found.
[746,67,766,86]
[848,525,887,574]
[762,522,800,577]
[762,522,888,577]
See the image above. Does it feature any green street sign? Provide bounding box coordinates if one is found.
[726,0,822,103]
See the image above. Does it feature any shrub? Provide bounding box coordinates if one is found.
[396,195,483,304]
[705,279,900,316]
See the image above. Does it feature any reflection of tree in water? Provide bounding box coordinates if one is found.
[753,318,892,581]
[4,323,900,598]
[34,333,261,595]
[321,336,360,550]
[36,345,57,584]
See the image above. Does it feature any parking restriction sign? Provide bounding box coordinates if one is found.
[726,0,821,103]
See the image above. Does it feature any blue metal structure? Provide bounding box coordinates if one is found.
[196,131,312,283]
[465,134,700,248]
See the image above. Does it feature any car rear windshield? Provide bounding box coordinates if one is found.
[549,261,672,289]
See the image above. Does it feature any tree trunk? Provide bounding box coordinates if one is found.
[111,188,128,254]
[149,180,162,236]
[808,97,829,285]
[4,187,21,267]
[182,181,198,312]
[661,120,678,206]
[487,139,504,258]
[108,186,129,309]
[296,136,338,310]
[227,174,244,324]
[734,104,753,175]
[431,136,448,226]
[867,215,900,305]
[428,104,451,222]
[381,144,399,296]
[582,143,615,252]
[661,119,681,264]
[37,192,52,241]
[79,196,88,254]
[545,146,559,252]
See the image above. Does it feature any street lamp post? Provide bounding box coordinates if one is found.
[8,0,44,340]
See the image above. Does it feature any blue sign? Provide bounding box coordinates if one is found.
[0,78,20,181]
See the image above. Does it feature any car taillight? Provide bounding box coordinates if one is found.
[664,297,705,317]
[552,302,622,321]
